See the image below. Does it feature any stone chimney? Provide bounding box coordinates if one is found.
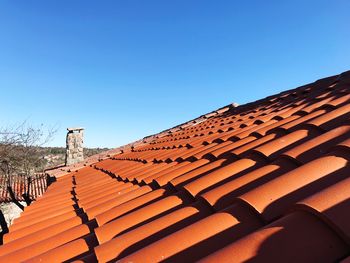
[65,127,84,166]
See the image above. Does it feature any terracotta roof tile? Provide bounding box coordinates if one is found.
[1,70,350,262]
[199,211,348,263]
[200,158,298,211]
[295,177,350,243]
[118,202,263,262]
[94,201,210,262]
[0,173,48,202]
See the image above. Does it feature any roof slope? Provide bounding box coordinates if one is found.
[0,174,47,202]
[1,71,350,262]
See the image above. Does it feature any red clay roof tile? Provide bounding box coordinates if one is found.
[1,70,350,262]
[199,211,348,263]
[295,177,350,244]
[118,202,263,262]
[94,201,211,262]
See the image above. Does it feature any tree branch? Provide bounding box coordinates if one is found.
[0,209,9,245]
[7,186,24,211]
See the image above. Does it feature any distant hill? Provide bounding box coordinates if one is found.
[41,147,110,169]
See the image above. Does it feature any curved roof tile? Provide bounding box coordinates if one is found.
[1,70,350,262]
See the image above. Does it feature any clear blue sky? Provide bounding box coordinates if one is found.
[0,1,349,148]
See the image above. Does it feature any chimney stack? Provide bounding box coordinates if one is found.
[66,127,84,166]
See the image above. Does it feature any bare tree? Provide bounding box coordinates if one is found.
[0,122,57,210]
